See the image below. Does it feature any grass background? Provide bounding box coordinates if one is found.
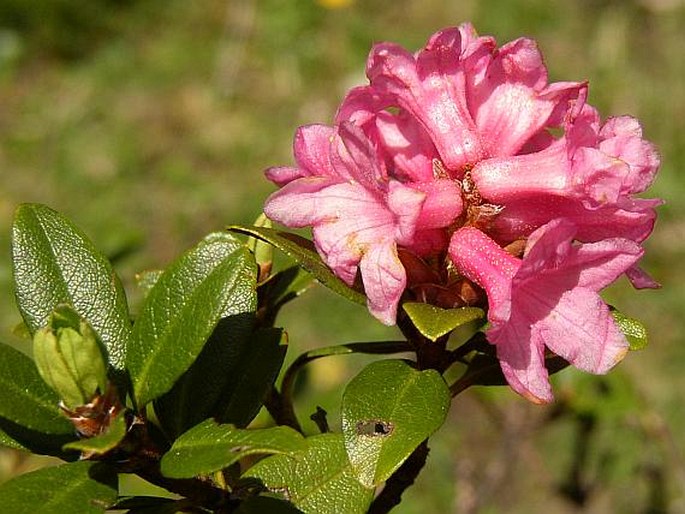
[1,0,684,512]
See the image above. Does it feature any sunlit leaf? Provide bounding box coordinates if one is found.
[12,203,131,370]
[341,359,450,487]
[611,309,648,350]
[134,270,164,297]
[126,232,257,407]
[402,303,485,342]
[161,420,305,478]
[245,433,374,514]
[0,461,117,513]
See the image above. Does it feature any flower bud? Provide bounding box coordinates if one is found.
[33,305,108,409]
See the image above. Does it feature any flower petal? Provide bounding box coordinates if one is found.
[490,319,553,403]
[535,287,629,374]
[367,30,486,171]
[358,241,406,325]
[375,110,438,182]
[449,227,520,323]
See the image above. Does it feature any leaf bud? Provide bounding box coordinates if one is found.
[32,305,108,408]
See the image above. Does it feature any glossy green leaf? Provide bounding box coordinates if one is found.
[110,496,183,514]
[0,343,76,454]
[236,496,304,514]
[161,420,306,478]
[153,312,257,438]
[63,412,127,455]
[11,203,131,370]
[214,327,287,427]
[611,309,648,350]
[341,359,450,487]
[0,461,117,513]
[245,433,374,514]
[402,303,485,342]
[134,270,164,297]
[126,232,257,407]
[228,226,366,306]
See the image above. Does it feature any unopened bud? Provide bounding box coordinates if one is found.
[33,305,108,409]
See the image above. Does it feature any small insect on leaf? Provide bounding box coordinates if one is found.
[356,420,394,437]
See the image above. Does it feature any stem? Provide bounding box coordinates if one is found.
[279,340,413,431]
[368,440,430,514]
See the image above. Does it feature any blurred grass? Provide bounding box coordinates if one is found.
[1,0,684,512]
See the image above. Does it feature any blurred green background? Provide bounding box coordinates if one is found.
[1,0,683,512]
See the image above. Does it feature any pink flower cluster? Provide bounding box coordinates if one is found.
[264,24,660,402]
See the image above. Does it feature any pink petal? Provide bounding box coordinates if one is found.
[367,33,485,171]
[468,37,587,156]
[386,180,426,245]
[448,227,520,323]
[471,139,570,203]
[489,195,659,246]
[335,85,390,128]
[334,122,387,189]
[293,124,340,178]
[519,219,643,291]
[409,179,464,230]
[598,116,660,194]
[489,320,553,404]
[264,177,345,228]
[375,110,438,182]
[625,265,661,289]
[358,241,407,325]
[265,166,307,187]
[533,287,629,374]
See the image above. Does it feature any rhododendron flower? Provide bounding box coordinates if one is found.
[263,22,660,401]
[449,220,643,403]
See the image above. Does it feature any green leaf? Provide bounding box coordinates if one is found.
[245,433,374,514]
[611,309,648,350]
[153,313,258,438]
[402,303,485,342]
[110,496,182,514]
[228,226,366,306]
[161,420,306,478]
[63,412,127,455]
[135,270,164,297]
[126,232,257,407]
[236,496,304,513]
[12,203,131,370]
[214,327,287,427]
[0,343,76,454]
[341,359,450,487]
[0,461,117,513]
